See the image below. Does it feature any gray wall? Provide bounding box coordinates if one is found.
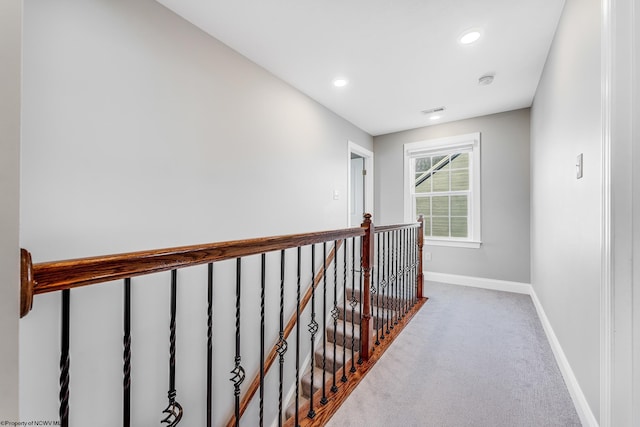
[20,0,371,425]
[530,0,601,421]
[374,108,531,283]
[0,0,21,420]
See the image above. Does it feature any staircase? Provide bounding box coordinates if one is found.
[285,285,402,422]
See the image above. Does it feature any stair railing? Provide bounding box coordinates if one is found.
[19,214,424,427]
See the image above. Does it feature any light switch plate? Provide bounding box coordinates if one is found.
[576,153,583,179]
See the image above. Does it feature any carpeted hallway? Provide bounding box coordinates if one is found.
[325,282,582,427]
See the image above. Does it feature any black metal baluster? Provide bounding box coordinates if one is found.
[408,228,412,307]
[405,229,412,313]
[406,229,410,312]
[320,242,328,405]
[349,238,357,373]
[295,247,301,427]
[409,228,417,307]
[308,245,318,419]
[277,250,288,427]
[230,260,245,427]
[400,229,405,317]
[414,227,419,304]
[369,241,377,347]
[162,270,183,426]
[330,241,339,393]
[123,279,131,427]
[415,227,419,304]
[388,232,394,331]
[387,231,396,333]
[375,233,381,346]
[59,289,70,427]
[393,230,399,326]
[260,254,266,427]
[341,239,348,383]
[357,236,363,366]
[398,229,403,319]
[384,232,391,337]
[207,264,213,427]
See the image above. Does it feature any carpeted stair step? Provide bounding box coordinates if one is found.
[301,366,331,398]
[285,395,309,420]
[314,342,352,372]
[338,303,383,325]
[326,319,361,350]
[347,287,411,309]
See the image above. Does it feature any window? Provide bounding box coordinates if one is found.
[404,133,481,248]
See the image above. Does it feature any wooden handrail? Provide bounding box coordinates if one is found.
[227,240,344,427]
[18,214,426,427]
[20,227,365,317]
[374,222,420,233]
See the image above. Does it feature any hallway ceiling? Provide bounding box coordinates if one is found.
[155,0,565,136]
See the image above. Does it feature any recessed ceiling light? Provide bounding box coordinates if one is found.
[333,78,349,87]
[459,29,481,45]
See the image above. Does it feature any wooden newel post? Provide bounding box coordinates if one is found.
[417,215,424,299]
[360,213,374,361]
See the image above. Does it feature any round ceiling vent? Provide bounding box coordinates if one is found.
[478,74,495,86]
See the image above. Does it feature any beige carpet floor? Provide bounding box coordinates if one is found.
[325,282,582,427]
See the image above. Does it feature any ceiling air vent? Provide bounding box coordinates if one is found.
[421,106,446,115]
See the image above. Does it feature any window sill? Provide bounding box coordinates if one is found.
[424,239,482,249]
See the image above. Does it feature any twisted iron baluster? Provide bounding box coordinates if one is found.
[401,228,406,319]
[320,242,328,405]
[341,239,348,383]
[260,254,266,427]
[357,236,363,366]
[392,230,399,327]
[375,233,381,345]
[413,228,420,304]
[123,278,131,427]
[207,264,213,427]
[59,289,70,427]
[380,233,389,341]
[349,238,357,373]
[162,270,183,426]
[308,245,318,419]
[295,248,301,427]
[405,229,410,309]
[408,228,413,306]
[230,260,245,427]
[385,232,392,334]
[277,250,288,427]
[330,241,339,393]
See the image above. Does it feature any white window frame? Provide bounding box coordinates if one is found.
[404,132,482,248]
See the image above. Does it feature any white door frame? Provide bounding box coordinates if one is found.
[600,0,638,425]
[348,141,374,226]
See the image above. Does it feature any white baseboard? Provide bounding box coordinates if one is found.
[424,271,599,427]
[424,271,531,294]
[528,289,599,427]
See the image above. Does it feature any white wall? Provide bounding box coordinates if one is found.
[530,0,601,421]
[0,0,21,421]
[374,108,531,283]
[20,0,371,425]
[634,2,640,422]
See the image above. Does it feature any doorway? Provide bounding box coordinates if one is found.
[348,141,374,226]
